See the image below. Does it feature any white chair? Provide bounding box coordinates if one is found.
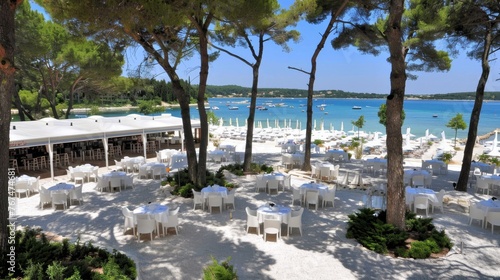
[412,175,425,188]
[88,167,99,182]
[15,181,31,198]
[267,180,279,195]
[225,189,236,210]
[486,212,500,234]
[69,184,84,205]
[208,195,223,213]
[152,166,167,180]
[95,177,109,192]
[39,187,52,209]
[282,174,292,191]
[192,190,205,210]
[263,218,281,241]
[123,174,134,190]
[51,191,68,210]
[121,206,136,235]
[245,207,260,235]
[109,177,123,192]
[72,171,86,185]
[468,203,486,227]
[405,186,413,210]
[413,195,430,216]
[136,213,156,241]
[113,160,124,171]
[320,166,331,181]
[255,177,267,192]
[476,178,490,195]
[292,188,302,206]
[163,207,179,235]
[431,189,445,213]
[322,189,336,208]
[310,165,317,179]
[288,207,304,236]
[138,166,150,179]
[306,190,319,210]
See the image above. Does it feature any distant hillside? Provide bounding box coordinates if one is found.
[202,85,500,100]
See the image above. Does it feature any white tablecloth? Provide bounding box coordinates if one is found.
[47,182,75,193]
[405,187,438,204]
[477,200,500,215]
[133,204,169,220]
[201,185,228,199]
[16,175,39,192]
[299,182,329,196]
[472,162,495,174]
[257,204,291,224]
[404,169,432,186]
[326,150,348,161]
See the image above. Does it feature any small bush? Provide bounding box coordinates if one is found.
[0,228,136,279]
[346,208,452,258]
[407,241,432,259]
[203,257,238,280]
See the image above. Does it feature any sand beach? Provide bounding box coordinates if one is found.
[11,130,500,279]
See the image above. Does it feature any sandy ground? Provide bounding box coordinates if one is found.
[13,140,500,280]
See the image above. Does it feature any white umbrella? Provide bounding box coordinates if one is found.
[289,119,292,128]
[340,122,344,132]
[267,118,270,128]
[219,118,223,127]
[314,119,317,130]
[229,118,232,127]
[236,118,239,128]
[296,119,299,129]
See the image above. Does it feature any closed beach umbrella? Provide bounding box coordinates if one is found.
[229,118,232,127]
[340,122,344,132]
[219,118,223,127]
[267,118,270,128]
[236,118,239,128]
[314,119,316,130]
[296,119,299,129]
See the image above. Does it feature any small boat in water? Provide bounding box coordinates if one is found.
[352,106,362,110]
[211,106,220,110]
[228,106,239,110]
[432,114,438,118]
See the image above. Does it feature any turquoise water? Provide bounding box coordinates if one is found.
[20,98,500,139]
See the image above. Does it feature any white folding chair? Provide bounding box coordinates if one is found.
[51,191,68,210]
[468,203,486,227]
[69,184,84,205]
[162,207,179,235]
[192,190,205,210]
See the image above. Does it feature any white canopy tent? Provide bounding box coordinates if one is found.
[9,114,201,180]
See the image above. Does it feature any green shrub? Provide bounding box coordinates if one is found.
[0,228,136,279]
[407,241,432,259]
[203,257,238,280]
[47,261,66,280]
[346,208,452,258]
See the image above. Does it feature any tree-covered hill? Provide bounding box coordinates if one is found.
[202,85,500,100]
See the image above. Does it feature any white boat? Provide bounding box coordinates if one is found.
[352,106,362,110]
[211,106,219,110]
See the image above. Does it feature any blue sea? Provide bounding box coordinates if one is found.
[31,98,500,139]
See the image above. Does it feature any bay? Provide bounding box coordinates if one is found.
[28,98,500,140]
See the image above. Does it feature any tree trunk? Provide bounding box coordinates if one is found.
[196,21,210,187]
[65,76,83,119]
[456,27,492,192]
[385,0,406,230]
[243,65,259,172]
[171,79,198,184]
[0,0,20,252]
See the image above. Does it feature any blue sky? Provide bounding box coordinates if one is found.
[32,1,500,95]
[123,12,500,95]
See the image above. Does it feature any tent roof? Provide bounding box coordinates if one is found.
[9,114,200,149]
